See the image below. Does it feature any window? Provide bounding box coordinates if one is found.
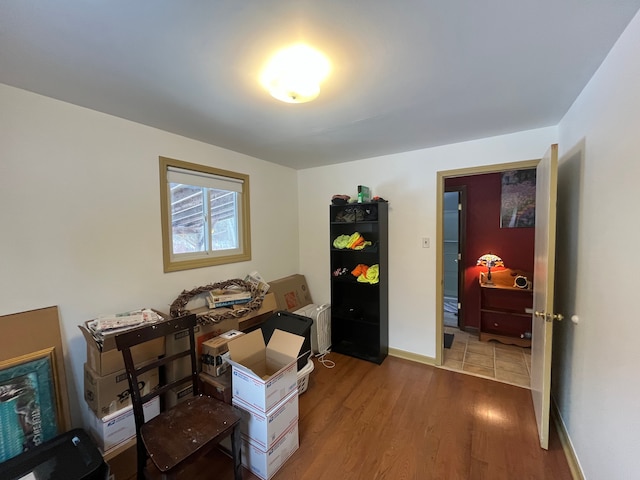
[159,156,251,272]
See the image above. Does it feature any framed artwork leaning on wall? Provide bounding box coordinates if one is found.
[0,347,64,463]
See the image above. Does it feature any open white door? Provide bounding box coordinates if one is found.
[531,144,560,449]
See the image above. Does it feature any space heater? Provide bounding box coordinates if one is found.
[294,304,331,355]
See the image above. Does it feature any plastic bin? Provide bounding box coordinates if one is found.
[261,311,313,371]
[0,428,109,480]
[297,358,314,394]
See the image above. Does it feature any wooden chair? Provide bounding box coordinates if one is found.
[115,314,242,479]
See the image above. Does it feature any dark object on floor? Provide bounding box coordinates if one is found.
[116,314,242,480]
[444,333,454,349]
[0,428,109,480]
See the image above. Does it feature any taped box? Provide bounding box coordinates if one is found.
[241,422,299,480]
[84,363,159,417]
[268,275,313,312]
[165,382,194,409]
[226,329,304,412]
[89,396,160,452]
[233,389,298,450]
[201,329,244,377]
[198,370,233,404]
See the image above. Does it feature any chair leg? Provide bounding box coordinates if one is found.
[136,438,147,480]
[231,423,242,480]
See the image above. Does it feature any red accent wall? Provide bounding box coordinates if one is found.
[446,173,534,330]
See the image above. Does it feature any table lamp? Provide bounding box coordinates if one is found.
[477,253,504,285]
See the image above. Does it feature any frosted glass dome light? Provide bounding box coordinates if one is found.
[261,44,331,104]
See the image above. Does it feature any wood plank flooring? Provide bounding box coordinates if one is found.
[128,353,573,479]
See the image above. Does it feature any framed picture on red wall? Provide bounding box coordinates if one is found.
[500,169,536,228]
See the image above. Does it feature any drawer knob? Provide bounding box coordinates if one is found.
[493,322,499,327]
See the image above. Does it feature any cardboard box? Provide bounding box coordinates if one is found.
[164,319,238,383]
[89,396,160,452]
[105,442,136,480]
[208,290,252,308]
[268,275,313,312]
[80,321,165,376]
[165,292,277,382]
[84,363,159,417]
[201,329,244,376]
[165,382,194,408]
[226,329,304,412]
[241,422,299,480]
[198,371,233,404]
[233,389,298,450]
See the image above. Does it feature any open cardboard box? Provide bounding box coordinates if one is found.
[227,328,304,412]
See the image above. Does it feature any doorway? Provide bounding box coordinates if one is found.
[436,162,538,388]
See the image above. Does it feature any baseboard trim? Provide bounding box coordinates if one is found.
[551,397,584,480]
[388,348,436,365]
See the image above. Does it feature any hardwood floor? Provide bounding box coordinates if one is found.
[129,353,573,479]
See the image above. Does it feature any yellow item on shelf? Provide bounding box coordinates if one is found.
[357,264,379,284]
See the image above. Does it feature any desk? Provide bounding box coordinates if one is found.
[479,269,533,347]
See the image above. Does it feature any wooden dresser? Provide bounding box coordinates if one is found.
[478,268,533,347]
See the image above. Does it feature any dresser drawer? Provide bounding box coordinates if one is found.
[480,311,531,338]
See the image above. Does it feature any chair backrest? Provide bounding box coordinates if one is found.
[115,314,199,436]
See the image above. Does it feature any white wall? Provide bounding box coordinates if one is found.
[0,84,301,428]
[555,10,640,479]
[298,126,557,359]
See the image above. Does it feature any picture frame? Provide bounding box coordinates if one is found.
[0,347,63,462]
[500,168,536,228]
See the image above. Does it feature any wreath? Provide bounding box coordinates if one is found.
[169,278,264,325]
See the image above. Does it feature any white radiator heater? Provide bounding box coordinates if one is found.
[294,304,331,355]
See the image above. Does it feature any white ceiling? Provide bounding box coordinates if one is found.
[2,1,639,169]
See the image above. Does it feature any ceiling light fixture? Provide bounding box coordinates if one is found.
[260,44,330,104]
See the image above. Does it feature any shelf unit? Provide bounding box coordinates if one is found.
[478,269,533,347]
[329,202,388,364]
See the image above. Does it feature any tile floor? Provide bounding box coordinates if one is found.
[441,326,531,388]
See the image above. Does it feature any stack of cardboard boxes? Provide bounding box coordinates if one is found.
[188,292,278,405]
[196,329,245,405]
[78,276,308,478]
[80,315,164,454]
[226,329,305,480]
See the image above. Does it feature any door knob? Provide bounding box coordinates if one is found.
[534,311,564,322]
[544,312,564,322]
